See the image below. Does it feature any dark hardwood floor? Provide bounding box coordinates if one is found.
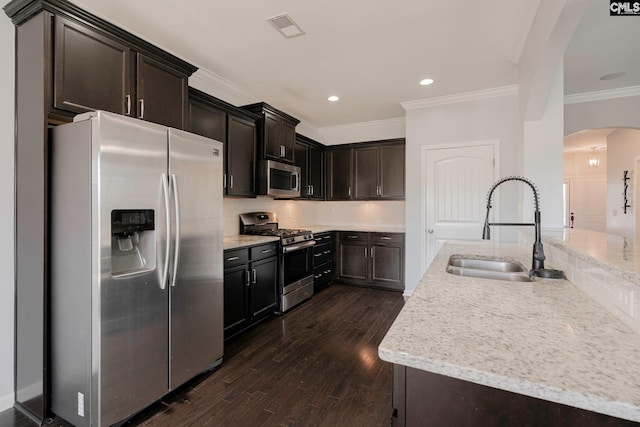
[2,284,405,427]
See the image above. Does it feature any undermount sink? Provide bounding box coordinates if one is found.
[446,254,533,282]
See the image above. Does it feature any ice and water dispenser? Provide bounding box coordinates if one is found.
[111,209,156,275]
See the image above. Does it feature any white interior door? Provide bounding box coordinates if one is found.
[424,142,497,269]
[568,176,606,232]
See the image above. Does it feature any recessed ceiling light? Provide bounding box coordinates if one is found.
[600,72,626,81]
[419,78,434,86]
[328,95,340,102]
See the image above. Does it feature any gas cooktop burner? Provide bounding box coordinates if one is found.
[239,212,314,246]
[247,229,311,238]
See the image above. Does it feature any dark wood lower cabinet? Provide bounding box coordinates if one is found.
[223,243,278,340]
[337,231,404,291]
[393,365,637,427]
[312,232,334,291]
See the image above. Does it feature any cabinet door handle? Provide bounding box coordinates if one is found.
[380,236,392,240]
[260,249,273,254]
[226,256,239,261]
[245,270,250,286]
[348,186,351,197]
[223,174,227,189]
[364,247,367,258]
[323,236,331,240]
[323,250,331,255]
[251,269,257,284]
[139,98,145,119]
[310,185,314,196]
[280,145,286,157]
[347,235,359,239]
[371,247,375,258]
[324,270,331,274]
[229,174,234,189]
[125,94,131,116]
[314,274,322,279]
[314,253,323,257]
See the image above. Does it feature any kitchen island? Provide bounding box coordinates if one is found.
[379,235,640,425]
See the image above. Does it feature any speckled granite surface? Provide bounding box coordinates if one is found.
[224,226,405,250]
[223,235,279,250]
[378,239,640,422]
[302,225,406,234]
[540,228,640,285]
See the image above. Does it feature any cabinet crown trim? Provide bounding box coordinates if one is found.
[242,102,301,126]
[189,87,261,122]
[4,0,198,76]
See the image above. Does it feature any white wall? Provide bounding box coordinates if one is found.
[606,129,640,239]
[222,197,405,236]
[0,13,15,411]
[404,93,522,294]
[564,94,640,136]
[318,117,405,146]
[523,66,565,229]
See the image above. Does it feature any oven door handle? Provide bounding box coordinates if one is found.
[282,240,316,253]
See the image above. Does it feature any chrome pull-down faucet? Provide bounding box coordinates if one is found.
[481,176,546,271]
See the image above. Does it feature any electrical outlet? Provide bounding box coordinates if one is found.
[615,285,635,319]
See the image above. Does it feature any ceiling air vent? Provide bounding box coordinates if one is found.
[266,13,306,38]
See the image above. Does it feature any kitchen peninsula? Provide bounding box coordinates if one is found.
[379,230,640,426]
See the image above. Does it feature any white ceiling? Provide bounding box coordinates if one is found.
[68,0,638,142]
[70,0,540,128]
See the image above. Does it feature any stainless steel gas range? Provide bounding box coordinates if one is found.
[240,212,315,312]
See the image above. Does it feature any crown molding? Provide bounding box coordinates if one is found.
[189,68,259,106]
[318,117,405,145]
[401,85,518,110]
[318,117,405,135]
[564,86,640,105]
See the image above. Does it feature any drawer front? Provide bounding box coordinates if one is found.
[313,262,333,282]
[371,232,404,245]
[338,231,369,243]
[313,232,333,244]
[250,242,278,261]
[224,248,249,269]
[313,243,332,266]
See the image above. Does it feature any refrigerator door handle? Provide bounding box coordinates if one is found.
[170,174,181,287]
[161,173,171,290]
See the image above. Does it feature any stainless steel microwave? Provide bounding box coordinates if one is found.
[258,160,301,198]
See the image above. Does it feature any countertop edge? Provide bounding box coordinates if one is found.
[378,346,640,422]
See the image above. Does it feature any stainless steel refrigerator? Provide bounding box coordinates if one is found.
[50,111,224,427]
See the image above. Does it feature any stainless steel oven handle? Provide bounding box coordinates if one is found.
[282,240,316,253]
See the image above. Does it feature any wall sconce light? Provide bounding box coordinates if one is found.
[588,146,600,168]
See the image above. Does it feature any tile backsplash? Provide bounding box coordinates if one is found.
[223,197,405,235]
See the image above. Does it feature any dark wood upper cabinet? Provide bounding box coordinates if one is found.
[242,102,300,164]
[295,133,325,200]
[136,54,187,129]
[187,87,259,198]
[188,96,227,142]
[326,148,353,200]
[227,115,257,197]
[29,1,197,127]
[327,139,405,201]
[53,16,132,116]
[380,143,405,199]
[354,146,379,199]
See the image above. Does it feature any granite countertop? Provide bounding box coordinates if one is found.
[223,235,279,250]
[541,228,640,285]
[302,225,406,234]
[378,239,640,422]
[224,225,405,250]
